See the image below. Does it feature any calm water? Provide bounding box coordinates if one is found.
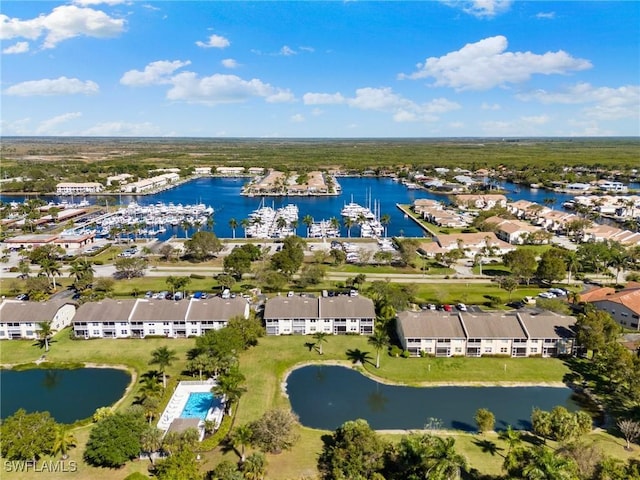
[286,365,580,431]
[3,177,634,238]
[0,368,131,424]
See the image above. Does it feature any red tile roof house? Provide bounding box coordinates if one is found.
[579,282,640,330]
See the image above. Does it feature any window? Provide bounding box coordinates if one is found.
[120,330,128,335]
[500,347,508,353]
[149,329,155,335]
[92,330,100,335]
[484,347,492,353]
[191,329,199,334]
[530,348,538,353]
[455,347,462,353]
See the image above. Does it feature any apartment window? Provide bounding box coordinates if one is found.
[485,339,493,343]
[163,329,170,335]
[120,330,128,335]
[191,329,199,334]
[484,347,492,353]
[26,330,34,336]
[455,347,462,353]
[500,347,508,353]
[149,329,155,335]
[92,330,100,335]
[531,348,538,353]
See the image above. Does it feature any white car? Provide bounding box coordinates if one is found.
[456,303,468,312]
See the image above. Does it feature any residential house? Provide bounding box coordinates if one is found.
[0,300,76,340]
[72,297,250,339]
[193,167,212,175]
[483,216,542,244]
[121,173,180,194]
[452,194,507,210]
[395,309,577,357]
[580,283,640,330]
[396,311,467,357]
[263,295,375,335]
[430,232,515,258]
[56,182,104,195]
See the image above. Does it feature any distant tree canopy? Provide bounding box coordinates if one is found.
[84,410,146,468]
[0,409,57,461]
[270,235,305,278]
[184,231,223,261]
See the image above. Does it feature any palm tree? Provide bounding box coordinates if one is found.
[499,425,522,472]
[302,214,314,237]
[180,219,191,239]
[149,346,178,389]
[37,321,54,352]
[230,424,253,462]
[242,452,267,480]
[276,216,288,231]
[368,328,389,369]
[521,446,577,480]
[212,366,247,415]
[229,218,238,239]
[140,425,163,464]
[329,217,341,237]
[344,217,354,238]
[380,213,391,237]
[39,257,61,289]
[206,215,215,232]
[52,425,77,459]
[312,331,329,355]
[427,436,468,480]
[241,218,250,238]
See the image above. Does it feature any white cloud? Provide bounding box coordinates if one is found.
[442,0,513,18]
[120,60,191,86]
[400,35,592,91]
[196,34,230,49]
[221,58,239,69]
[303,92,346,105]
[36,112,82,134]
[72,0,126,5]
[280,45,296,56]
[305,87,460,123]
[82,122,164,136]
[266,90,295,103]
[0,5,125,49]
[535,12,556,19]
[517,83,640,120]
[0,118,32,136]
[481,102,501,110]
[2,41,29,54]
[291,114,305,123]
[4,77,99,96]
[166,72,294,106]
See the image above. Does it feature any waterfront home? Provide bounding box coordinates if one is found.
[483,216,542,244]
[412,199,472,228]
[583,224,640,245]
[507,200,551,220]
[72,297,250,339]
[0,300,76,340]
[396,309,576,357]
[396,311,467,357]
[263,294,375,335]
[120,173,180,194]
[216,166,245,176]
[452,194,507,210]
[579,283,640,330]
[595,180,628,193]
[424,232,515,258]
[2,231,95,250]
[194,167,212,175]
[106,173,133,186]
[56,182,104,195]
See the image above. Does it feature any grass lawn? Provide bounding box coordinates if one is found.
[1,330,636,479]
[413,282,545,306]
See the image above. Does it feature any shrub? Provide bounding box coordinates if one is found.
[389,345,403,357]
[401,350,411,358]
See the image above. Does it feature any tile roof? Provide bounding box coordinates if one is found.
[462,312,527,339]
[0,300,74,323]
[74,299,137,322]
[397,311,466,338]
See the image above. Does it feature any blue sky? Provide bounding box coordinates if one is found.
[1,1,638,137]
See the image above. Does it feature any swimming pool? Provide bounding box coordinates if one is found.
[180,392,220,419]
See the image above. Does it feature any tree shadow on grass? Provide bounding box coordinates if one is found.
[472,438,504,457]
[346,348,373,366]
[304,342,316,352]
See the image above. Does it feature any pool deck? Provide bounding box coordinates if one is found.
[157,379,225,433]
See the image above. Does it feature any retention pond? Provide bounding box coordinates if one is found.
[286,365,580,431]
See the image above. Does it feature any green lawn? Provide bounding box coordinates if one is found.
[1,329,635,480]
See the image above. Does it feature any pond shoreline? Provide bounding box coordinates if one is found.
[280,360,568,398]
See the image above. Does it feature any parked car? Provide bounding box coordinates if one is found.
[443,304,452,312]
[174,292,183,301]
[193,291,203,299]
[456,303,468,312]
[16,293,28,301]
[144,291,153,298]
